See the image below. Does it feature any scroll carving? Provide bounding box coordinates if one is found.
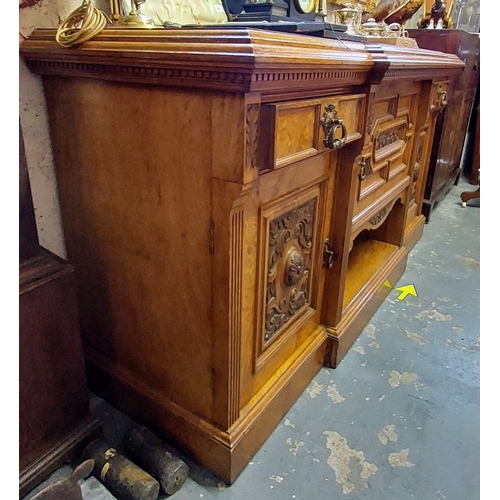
[376,127,403,150]
[245,104,260,170]
[367,92,376,135]
[411,132,425,199]
[265,199,316,345]
[369,203,392,227]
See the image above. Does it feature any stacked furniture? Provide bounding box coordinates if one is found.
[19,124,100,497]
[20,28,463,484]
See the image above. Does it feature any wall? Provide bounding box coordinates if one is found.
[19,0,109,258]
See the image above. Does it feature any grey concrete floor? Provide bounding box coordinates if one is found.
[23,178,480,500]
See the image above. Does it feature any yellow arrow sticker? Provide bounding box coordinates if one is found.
[395,284,418,301]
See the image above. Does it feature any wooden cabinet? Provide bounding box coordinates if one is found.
[408,29,480,221]
[20,28,462,484]
[19,124,100,497]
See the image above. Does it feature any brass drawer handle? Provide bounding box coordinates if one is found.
[321,103,347,150]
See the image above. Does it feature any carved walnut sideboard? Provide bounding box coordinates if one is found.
[20,28,462,483]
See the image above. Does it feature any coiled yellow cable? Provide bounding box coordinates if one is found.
[55,0,110,48]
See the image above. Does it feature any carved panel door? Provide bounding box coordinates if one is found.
[241,153,333,403]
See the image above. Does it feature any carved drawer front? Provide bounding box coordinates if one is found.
[254,182,327,371]
[354,89,419,221]
[260,94,365,171]
[430,80,450,112]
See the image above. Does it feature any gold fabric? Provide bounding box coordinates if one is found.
[121,0,228,26]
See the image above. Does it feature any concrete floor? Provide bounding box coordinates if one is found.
[23,178,480,500]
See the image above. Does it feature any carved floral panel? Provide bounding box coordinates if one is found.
[264,199,316,346]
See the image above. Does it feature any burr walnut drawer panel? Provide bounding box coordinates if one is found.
[353,85,421,220]
[259,94,365,171]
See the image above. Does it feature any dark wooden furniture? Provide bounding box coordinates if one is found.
[461,102,480,206]
[462,80,480,185]
[407,29,480,221]
[20,28,462,484]
[19,124,100,497]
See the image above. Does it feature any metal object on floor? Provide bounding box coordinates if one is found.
[29,459,95,500]
[124,424,189,496]
[83,439,160,500]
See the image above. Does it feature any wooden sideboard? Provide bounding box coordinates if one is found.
[20,28,462,484]
[407,29,480,221]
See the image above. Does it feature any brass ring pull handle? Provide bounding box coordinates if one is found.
[321,104,347,150]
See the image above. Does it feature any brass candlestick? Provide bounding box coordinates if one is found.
[117,0,156,27]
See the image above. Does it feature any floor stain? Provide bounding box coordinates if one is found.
[417,309,453,321]
[327,384,346,404]
[446,338,480,352]
[438,297,451,302]
[388,449,415,468]
[307,380,324,398]
[452,326,464,334]
[323,431,378,494]
[414,381,430,391]
[455,254,480,270]
[269,475,283,483]
[289,440,304,457]
[388,370,418,388]
[405,330,427,345]
[368,342,380,349]
[353,346,366,355]
[364,324,377,339]
[378,425,398,445]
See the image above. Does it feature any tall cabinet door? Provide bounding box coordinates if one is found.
[239,93,365,405]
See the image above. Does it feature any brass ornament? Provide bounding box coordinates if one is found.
[328,0,377,13]
[332,4,363,35]
[358,158,367,181]
[116,0,156,28]
[437,85,448,107]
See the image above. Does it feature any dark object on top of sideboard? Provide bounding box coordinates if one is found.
[222,0,245,16]
[430,0,447,29]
